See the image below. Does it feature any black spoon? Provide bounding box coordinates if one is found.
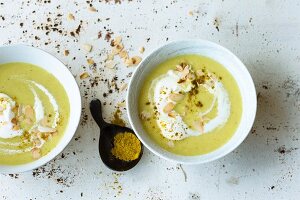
[90,99,143,171]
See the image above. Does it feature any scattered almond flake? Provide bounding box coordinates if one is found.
[114,43,124,53]
[87,58,95,65]
[24,105,34,119]
[125,56,142,67]
[140,111,151,120]
[187,73,195,80]
[32,138,42,147]
[188,11,194,16]
[24,118,32,125]
[51,131,58,137]
[139,46,145,53]
[169,93,184,102]
[168,111,176,118]
[80,72,89,79]
[181,65,190,78]
[119,50,129,59]
[67,13,75,21]
[32,148,41,159]
[176,65,184,72]
[119,83,128,91]
[106,53,114,61]
[11,118,17,124]
[83,44,92,52]
[64,50,69,56]
[117,102,126,107]
[12,124,20,131]
[104,60,117,69]
[17,104,23,116]
[38,126,56,133]
[167,141,175,147]
[112,36,122,46]
[196,70,204,76]
[88,6,97,12]
[163,102,175,113]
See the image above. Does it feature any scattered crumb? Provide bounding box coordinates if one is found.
[80,72,89,79]
[64,50,69,56]
[87,58,95,65]
[139,46,145,53]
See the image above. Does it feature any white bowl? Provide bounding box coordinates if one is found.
[0,45,81,173]
[127,40,257,164]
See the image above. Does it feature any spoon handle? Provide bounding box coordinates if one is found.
[90,99,108,129]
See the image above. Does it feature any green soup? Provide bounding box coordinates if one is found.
[138,55,242,156]
[0,62,70,165]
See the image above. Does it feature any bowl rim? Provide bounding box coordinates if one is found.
[126,39,257,164]
[0,44,82,173]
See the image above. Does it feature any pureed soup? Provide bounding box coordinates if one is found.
[0,62,70,165]
[139,55,242,156]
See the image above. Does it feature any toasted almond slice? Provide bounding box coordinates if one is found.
[168,111,176,118]
[32,138,42,147]
[67,13,75,21]
[139,46,145,53]
[169,93,184,102]
[87,58,95,65]
[167,140,175,147]
[131,56,142,65]
[117,102,126,107]
[83,44,92,52]
[119,83,128,91]
[24,105,34,119]
[140,111,151,120]
[104,60,116,69]
[176,65,184,72]
[88,6,97,12]
[38,125,56,133]
[196,70,204,76]
[12,106,18,113]
[12,124,20,131]
[106,53,114,61]
[187,73,196,80]
[114,43,124,52]
[64,50,69,56]
[113,36,122,45]
[32,148,41,159]
[18,104,23,116]
[80,72,89,79]
[163,102,175,113]
[181,65,190,78]
[11,118,17,125]
[119,50,129,59]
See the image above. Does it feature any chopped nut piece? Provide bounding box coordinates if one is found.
[80,72,89,79]
[88,6,97,12]
[196,70,204,76]
[12,124,20,131]
[24,105,34,119]
[67,13,75,21]
[125,56,142,67]
[139,46,145,53]
[163,102,175,113]
[31,148,41,159]
[119,83,128,91]
[117,102,126,107]
[140,111,151,120]
[64,50,69,56]
[168,111,176,118]
[87,58,95,65]
[187,73,196,80]
[169,93,184,102]
[37,125,56,133]
[11,117,17,124]
[104,60,117,69]
[119,50,129,59]
[112,36,122,46]
[176,65,184,72]
[83,44,92,52]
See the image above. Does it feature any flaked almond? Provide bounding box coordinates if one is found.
[64,50,69,56]
[67,13,75,21]
[114,43,124,52]
[112,36,122,46]
[168,111,176,118]
[181,65,190,78]
[140,111,151,120]
[176,65,184,72]
[119,50,129,59]
[169,93,184,102]
[83,44,92,52]
[196,70,204,76]
[38,125,56,133]
[187,73,195,80]
[87,58,95,65]
[12,124,20,131]
[88,6,97,12]
[80,72,89,79]
[106,53,114,61]
[125,56,142,67]
[117,102,126,107]
[119,83,128,91]
[24,118,32,125]
[32,138,42,147]
[31,148,41,159]
[104,60,116,69]
[11,118,17,124]
[24,105,34,119]
[163,102,175,113]
[139,46,145,53]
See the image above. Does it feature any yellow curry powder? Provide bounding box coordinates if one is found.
[111,132,141,161]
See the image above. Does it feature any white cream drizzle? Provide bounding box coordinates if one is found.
[0,80,60,155]
[149,69,231,140]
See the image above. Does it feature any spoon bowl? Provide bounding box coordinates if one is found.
[90,99,143,171]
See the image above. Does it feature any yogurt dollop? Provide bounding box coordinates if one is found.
[0,93,23,138]
[148,67,231,140]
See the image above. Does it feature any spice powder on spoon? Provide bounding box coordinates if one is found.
[111,132,141,161]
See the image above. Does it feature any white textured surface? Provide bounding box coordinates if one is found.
[0,0,300,199]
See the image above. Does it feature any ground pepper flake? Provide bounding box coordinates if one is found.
[111,132,141,161]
